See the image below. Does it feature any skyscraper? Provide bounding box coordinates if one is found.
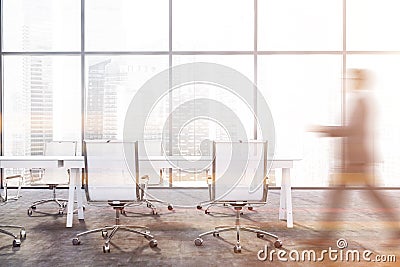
[22,0,53,156]
[28,57,53,155]
[86,59,117,140]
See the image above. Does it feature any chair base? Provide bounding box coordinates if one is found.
[0,225,26,247]
[197,201,264,215]
[27,198,71,216]
[72,225,157,253]
[137,180,174,213]
[124,198,174,215]
[125,199,159,215]
[27,185,82,216]
[194,206,282,253]
[72,206,157,253]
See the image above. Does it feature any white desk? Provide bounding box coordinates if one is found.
[140,156,298,228]
[0,156,85,228]
[271,159,299,228]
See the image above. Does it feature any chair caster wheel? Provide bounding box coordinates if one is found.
[149,239,158,248]
[205,210,210,214]
[20,229,26,239]
[194,238,203,246]
[103,244,110,253]
[13,239,21,247]
[257,233,264,238]
[31,205,36,210]
[167,205,173,211]
[152,210,158,215]
[248,206,253,211]
[58,209,64,216]
[101,230,108,238]
[72,238,81,245]
[234,245,242,253]
[240,212,244,216]
[121,209,126,215]
[27,209,33,216]
[212,232,219,237]
[274,239,283,248]
[196,205,202,210]
[62,202,67,208]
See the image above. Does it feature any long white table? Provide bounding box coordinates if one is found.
[140,156,298,228]
[1,155,297,228]
[0,156,85,228]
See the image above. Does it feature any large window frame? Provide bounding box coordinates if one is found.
[1,0,400,188]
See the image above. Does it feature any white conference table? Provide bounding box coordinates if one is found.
[1,155,297,228]
[140,156,298,228]
[0,156,85,228]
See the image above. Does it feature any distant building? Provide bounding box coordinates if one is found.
[28,57,53,155]
[86,59,118,140]
[24,0,53,156]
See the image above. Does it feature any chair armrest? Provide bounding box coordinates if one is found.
[30,168,45,174]
[26,168,46,184]
[5,175,23,180]
[4,174,23,187]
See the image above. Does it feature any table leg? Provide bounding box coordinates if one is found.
[281,168,293,228]
[169,168,172,188]
[75,168,84,220]
[279,169,287,221]
[66,168,76,228]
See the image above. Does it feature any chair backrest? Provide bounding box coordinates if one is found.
[45,141,77,156]
[137,140,167,185]
[84,140,138,202]
[213,141,267,202]
[38,141,77,184]
[137,140,213,186]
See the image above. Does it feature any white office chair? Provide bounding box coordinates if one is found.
[138,140,165,186]
[194,141,282,253]
[27,141,77,216]
[137,140,173,211]
[72,140,157,253]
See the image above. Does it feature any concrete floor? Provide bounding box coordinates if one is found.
[0,188,399,266]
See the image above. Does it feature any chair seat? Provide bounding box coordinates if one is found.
[229,202,247,208]
[108,201,128,207]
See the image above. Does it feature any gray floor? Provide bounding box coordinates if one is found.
[1,188,399,266]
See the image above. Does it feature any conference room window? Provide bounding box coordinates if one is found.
[2,56,82,182]
[84,56,169,140]
[172,55,254,148]
[172,0,253,51]
[2,0,400,188]
[85,0,168,51]
[1,0,81,187]
[257,55,342,187]
[258,0,342,51]
[2,0,80,52]
[347,55,400,186]
[346,0,400,51]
